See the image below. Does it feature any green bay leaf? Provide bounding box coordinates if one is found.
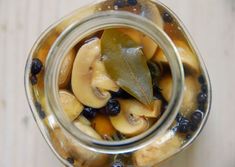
[101,29,153,105]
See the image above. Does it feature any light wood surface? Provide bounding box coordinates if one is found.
[0,0,234,166]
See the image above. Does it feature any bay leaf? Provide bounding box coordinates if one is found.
[101,29,153,105]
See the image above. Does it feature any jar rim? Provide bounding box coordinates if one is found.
[44,11,185,154]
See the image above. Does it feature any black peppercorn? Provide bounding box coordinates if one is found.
[30,75,37,85]
[197,92,208,104]
[35,101,46,119]
[127,0,137,6]
[162,11,173,23]
[82,107,98,119]
[198,75,205,84]
[67,157,74,164]
[106,99,121,116]
[191,110,204,125]
[31,58,43,75]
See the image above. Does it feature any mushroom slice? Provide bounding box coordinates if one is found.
[117,2,164,60]
[159,75,200,116]
[133,132,183,166]
[154,40,200,74]
[59,90,84,121]
[74,121,102,140]
[71,121,108,166]
[118,99,162,118]
[59,49,76,88]
[109,100,151,137]
[71,38,111,108]
[50,128,70,159]
[118,28,157,59]
[140,1,164,30]
[91,60,119,92]
[51,126,108,167]
[76,115,91,126]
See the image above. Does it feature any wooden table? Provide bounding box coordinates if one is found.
[0,0,234,166]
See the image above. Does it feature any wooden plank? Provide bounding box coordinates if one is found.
[0,0,7,165]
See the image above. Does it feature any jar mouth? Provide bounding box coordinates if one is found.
[45,11,185,154]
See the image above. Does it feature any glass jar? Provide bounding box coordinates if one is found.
[24,0,211,166]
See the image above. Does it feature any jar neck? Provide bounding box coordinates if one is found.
[45,11,184,154]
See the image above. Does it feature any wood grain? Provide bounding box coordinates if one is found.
[0,0,234,166]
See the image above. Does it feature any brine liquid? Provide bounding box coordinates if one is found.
[28,0,209,166]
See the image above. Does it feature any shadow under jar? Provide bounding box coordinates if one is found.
[24,0,211,166]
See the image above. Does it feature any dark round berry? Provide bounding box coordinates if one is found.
[190,122,198,132]
[201,84,208,93]
[112,160,124,167]
[111,89,131,99]
[197,92,208,104]
[67,157,74,164]
[30,75,37,85]
[114,0,126,8]
[35,101,42,110]
[198,75,205,84]
[31,58,43,75]
[82,107,97,119]
[178,118,191,133]
[191,110,204,125]
[35,101,46,119]
[127,0,137,6]
[39,110,46,119]
[162,11,173,23]
[106,99,121,116]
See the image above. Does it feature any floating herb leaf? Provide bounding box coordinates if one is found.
[101,29,153,105]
